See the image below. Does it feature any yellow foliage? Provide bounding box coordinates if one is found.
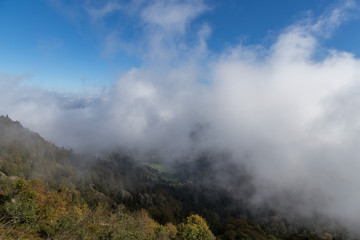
[36,190,67,222]
[28,179,68,222]
[72,205,83,216]
[177,214,215,240]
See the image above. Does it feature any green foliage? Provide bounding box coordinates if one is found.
[284,233,322,240]
[220,218,267,240]
[155,223,178,240]
[146,162,167,173]
[177,214,215,240]
[2,178,37,224]
[0,175,181,239]
[3,199,37,223]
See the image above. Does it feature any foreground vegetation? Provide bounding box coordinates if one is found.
[0,175,215,239]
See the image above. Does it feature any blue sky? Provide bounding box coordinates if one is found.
[0,0,359,92]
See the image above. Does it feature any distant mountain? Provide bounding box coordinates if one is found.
[58,95,101,110]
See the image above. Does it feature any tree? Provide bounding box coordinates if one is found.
[177,214,215,240]
[2,178,37,224]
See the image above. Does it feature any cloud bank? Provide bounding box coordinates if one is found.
[2,0,360,233]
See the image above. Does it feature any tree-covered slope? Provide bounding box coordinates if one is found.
[0,115,348,239]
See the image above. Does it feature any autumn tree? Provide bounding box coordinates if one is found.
[177,214,215,240]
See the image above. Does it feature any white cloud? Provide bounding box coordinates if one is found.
[311,0,356,36]
[140,0,208,34]
[86,1,123,21]
[83,0,209,62]
[102,32,120,56]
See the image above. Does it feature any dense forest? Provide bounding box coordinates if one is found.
[0,115,352,239]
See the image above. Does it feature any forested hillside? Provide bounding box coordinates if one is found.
[0,115,350,239]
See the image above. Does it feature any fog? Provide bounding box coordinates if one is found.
[2,0,360,233]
